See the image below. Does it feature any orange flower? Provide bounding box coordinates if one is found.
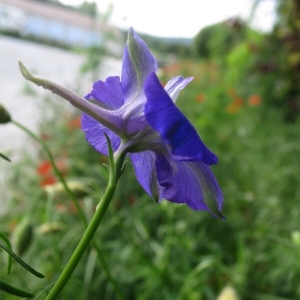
[68,115,81,130]
[227,88,238,98]
[248,94,261,106]
[195,93,205,103]
[227,97,244,114]
[162,63,180,75]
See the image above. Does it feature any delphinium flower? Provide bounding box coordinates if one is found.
[81,28,223,218]
[19,27,224,218]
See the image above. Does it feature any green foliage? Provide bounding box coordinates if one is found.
[2,50,300,298]
[1,3,300,298]
[251,0,300,122]
[0,281,34,298]
[193,18,249,59]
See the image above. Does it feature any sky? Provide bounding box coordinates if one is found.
[60,0,277,38]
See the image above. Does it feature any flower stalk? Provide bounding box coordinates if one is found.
[45,138,126,300]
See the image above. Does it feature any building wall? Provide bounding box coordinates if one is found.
[0,0,116,47]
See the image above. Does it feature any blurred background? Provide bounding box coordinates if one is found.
[0,0,299,299]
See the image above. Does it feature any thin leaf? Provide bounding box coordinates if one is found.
[119,160,128,179]
[0,280,34,298]
[0,152,11,162]
[100,163,109,171]
[0,231,12,274]
[0,241,44,278]
[90,182,104,198]
[104,133,114,171]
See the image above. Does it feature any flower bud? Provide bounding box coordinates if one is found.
[44,181,90,199]
[217,286,239,300]
[37,222,64,235]
[0,103,11,124]
[12,219,33,256]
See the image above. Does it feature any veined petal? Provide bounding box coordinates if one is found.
[130,151,162,202]
[85,76,124,109]
[165,76,194,102]
[121,27,158,102]
[144,72,218,165]
[82,113,120,156]
[155,154,224,218]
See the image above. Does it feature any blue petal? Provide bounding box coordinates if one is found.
[130,151,162,202]
[144,72,218,165]
[155,154,224,218]
[164,76,194,102]
[85,76,124,109]
[121,27,158,102]
[81,113,120,156]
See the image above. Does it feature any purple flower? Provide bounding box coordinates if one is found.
[82,28,224,217]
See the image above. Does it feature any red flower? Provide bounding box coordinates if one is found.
[37,161,52,176]
[37,159,68,187]
[40,175,56,187]
[248,94,261,106]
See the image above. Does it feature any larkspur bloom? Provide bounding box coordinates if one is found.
[81,27,224,217]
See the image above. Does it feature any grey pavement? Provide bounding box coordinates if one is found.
[0,35,121,212]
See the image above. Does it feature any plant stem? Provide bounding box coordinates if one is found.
[12,120,86,225]
[45,169,117,300]
[12,120,126,300]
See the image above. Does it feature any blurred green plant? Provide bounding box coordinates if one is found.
[1,1,299,299]
[193,18,248,60]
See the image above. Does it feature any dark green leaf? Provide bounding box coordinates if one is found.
[0,280,34,298]
[0,152,11,162]
[0,231,12,274]
[0,241,44,278]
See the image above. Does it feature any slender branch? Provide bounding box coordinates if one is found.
[12,120,126,300]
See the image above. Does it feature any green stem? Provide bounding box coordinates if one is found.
[12,120,86,225]
[45,167,117,299]
[12,120,126,300]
